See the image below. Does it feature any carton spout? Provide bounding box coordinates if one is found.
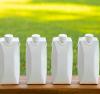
[85,34,94,43]
[4,34,13,43]
[59,34,67,43]
[32,34,40,42]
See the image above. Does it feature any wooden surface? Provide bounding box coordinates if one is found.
[0,76,100,94]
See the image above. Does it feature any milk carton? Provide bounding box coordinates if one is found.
[78,34,99,84]
[26,34,47,84]
[0,34,20,84]
[51,34,73,84]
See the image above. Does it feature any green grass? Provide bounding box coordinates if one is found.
[31,0,100,5]
[0,0,100,75]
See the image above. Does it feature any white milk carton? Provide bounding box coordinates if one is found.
[26,34,47,84]
[78,34,99,84]
[0,34,20,84]
[51,34,73,84]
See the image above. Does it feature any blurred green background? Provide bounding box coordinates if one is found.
[0,0,100,75]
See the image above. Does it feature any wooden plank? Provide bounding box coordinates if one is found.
[0,76,100,94]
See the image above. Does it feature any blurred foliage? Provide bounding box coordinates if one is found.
[0,0,100,75]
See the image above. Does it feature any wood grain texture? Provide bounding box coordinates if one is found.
[0,76,100,94]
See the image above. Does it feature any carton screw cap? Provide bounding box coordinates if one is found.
[4,34,13,43]
[32,34,40,42]
[59,34,67,43]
